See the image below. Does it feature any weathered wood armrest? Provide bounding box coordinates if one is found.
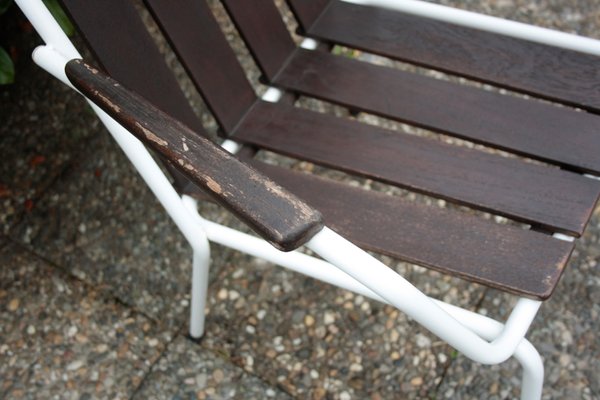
[65,59,323,251]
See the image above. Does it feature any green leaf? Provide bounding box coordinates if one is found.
[0,0,12,15]
[0,47,15,85]
[43,0,74,36]
[331,45,356,59]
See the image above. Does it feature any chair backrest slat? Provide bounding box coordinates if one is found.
[287,0,331,32]
[59,0,204,133]
[220,0,296,82]
[286,0,331,32]
[143,0,257,135]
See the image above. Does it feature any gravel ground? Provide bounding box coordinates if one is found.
[1,0,599,399]
[0,242,173,399]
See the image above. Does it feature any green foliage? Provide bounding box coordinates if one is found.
[0,0,11,14]
[43,0,75,37]
[0,0,74,84]
[0,46,15,84]
[332,45,360,58]
[0,0,11,84]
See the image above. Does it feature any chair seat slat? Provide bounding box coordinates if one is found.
[251,161,574,300]
[234,101,600,237]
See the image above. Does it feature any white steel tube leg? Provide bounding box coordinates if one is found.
[516,341,544,400]
[189,233,211,338]
[436,300,544,400]
[185,197,212,338]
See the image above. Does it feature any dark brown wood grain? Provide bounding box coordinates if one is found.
[274,49,600,175]
[250,161,574,300]
[66,59,323,251]
[306,1,600,112]
[57,0,206,193]
[286,0,331,32]
[143,0,256,135]
[234,101,600,236]
[221,0,296,82]
[58,0,203,133]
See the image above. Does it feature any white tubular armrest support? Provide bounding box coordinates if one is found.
[15,0,80,59]
[32,46,209,254]
[307,227,541,365]
[341,0,600,56]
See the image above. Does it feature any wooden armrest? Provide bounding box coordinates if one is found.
[65,59,323,251]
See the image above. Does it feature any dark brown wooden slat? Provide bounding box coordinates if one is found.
[66,59,323,251]
[250,161,574,300]
[306,1,600,112]
[58,0,206,193]
[286,0,331,32]
[221,0,296,82]
[58,0,203,133]
[274,49,600,175]
[143,0,256,134]
[234,101,600,236]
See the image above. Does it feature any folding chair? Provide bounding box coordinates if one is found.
[14,0,600,398]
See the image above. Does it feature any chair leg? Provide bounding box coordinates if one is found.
[515,340,544,400]
[189,239,211,339]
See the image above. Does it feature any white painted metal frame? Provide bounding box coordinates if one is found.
[16,0,597,398]
[342,0,600,56]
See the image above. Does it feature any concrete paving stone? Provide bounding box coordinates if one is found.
[132,335,292,400]
[0,242,172,399]
[9,131,198,332]
[198,248,486,399]
[0,16,100,236]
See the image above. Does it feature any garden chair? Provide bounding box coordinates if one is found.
[14,0,600,398]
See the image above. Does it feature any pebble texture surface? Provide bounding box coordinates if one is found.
[1,0,599,399]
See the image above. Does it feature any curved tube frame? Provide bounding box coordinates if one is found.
[308,227,541,365]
